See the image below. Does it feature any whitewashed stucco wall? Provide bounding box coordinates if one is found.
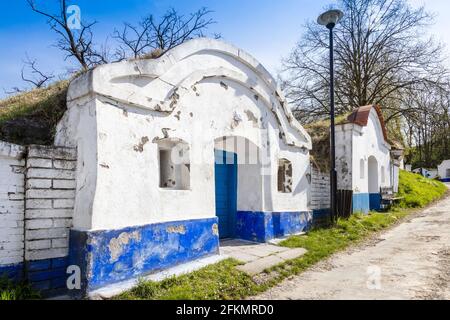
[335,124,354,191]
[334,109,392,194]
[352,109,391,194]
[56,38,312,231]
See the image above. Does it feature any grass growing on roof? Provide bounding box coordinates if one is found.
[0,80,69,145]
[304,114,350,171]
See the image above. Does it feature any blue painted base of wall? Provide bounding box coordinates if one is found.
[312,209,331,226]
[441,178,450,182]
[27,257,69,296]
[69,217,220,297]
[369,193,382,211]
[0,263,23,282]
[352,193,382,214]
[236,211,312,243]
[0,258,69,297]
[352,193,370,214]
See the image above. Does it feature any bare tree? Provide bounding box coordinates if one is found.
[114,7,216,60]
[4,55,54,94]
[283,0,448,123]
[27,0,108,70]
[113,20,153,60]
[403,81,450,167]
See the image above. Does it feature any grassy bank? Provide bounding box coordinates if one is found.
[0,80,69,145]
[117,170,447,300]
[396,170,447,208]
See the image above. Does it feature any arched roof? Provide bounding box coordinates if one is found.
[67,38,312,150]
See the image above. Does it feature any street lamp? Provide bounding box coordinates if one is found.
[317,9,344,224]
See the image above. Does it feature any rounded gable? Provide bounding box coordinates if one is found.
[347,105,389,145]
[67,38,311,150]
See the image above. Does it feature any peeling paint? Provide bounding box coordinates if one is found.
[133,136,150,152]
[167,225,186,234]
[231,112,243,129]
[212,224,219,236]
[169,88,180,110]
[161,128,171,138]
[69,218,219,292]
[244,110,258,127]
[108,231,141,263]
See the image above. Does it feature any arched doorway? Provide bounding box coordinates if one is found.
[214,136,263,239]
[368,156,380,210]
[368,156,378,193]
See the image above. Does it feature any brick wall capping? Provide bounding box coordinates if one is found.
[27,145,77,160]
[0,140,26,160]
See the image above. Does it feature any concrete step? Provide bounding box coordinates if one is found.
[237,248,308,275]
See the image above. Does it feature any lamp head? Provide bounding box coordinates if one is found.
[317,9,344,29]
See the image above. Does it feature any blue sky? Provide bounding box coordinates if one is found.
[0,0,448,97]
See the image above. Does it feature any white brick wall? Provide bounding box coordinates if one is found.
[24,146,76,261]
[0,141,26,266]
[310,167,330,210]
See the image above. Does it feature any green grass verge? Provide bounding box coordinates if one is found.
[117,259,258,300]
[0,277,40,300]
[116,209,412,300]
[116,170,447,300]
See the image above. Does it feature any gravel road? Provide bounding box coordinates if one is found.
[255,186,450,300]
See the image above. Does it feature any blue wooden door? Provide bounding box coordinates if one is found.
[214,150,238,239]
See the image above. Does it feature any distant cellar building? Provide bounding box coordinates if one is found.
[318,105,403,214]
[438,160,450,182]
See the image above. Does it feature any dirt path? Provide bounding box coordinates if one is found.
[255,187,450,300]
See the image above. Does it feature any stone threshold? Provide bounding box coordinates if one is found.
[220,239,307,276]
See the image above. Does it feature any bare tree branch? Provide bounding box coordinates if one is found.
[20,55,55,88]
[27,0,108,70]
[114,7,216,60]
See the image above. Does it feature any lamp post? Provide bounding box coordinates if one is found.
[318,9,344,224]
